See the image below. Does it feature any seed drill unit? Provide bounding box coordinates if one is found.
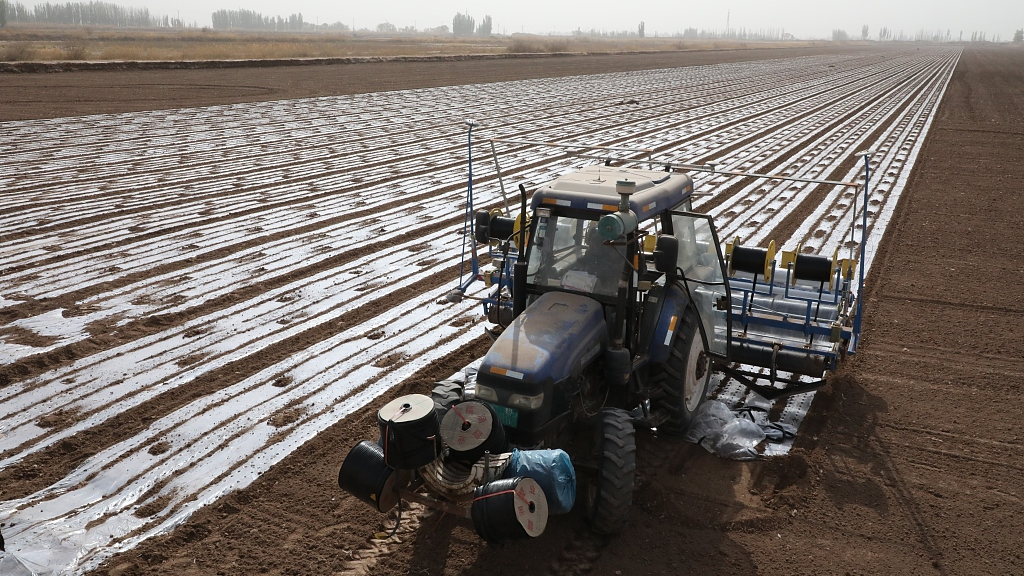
[338,126,873,542]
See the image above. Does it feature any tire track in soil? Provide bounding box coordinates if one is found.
[0,264,464,498]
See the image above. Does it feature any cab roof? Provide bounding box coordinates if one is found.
[531,165,694,221]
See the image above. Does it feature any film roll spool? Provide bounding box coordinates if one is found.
[337,440,399,513]
[377,393,441,470]
[439,400,508,464]
[471,477,549,543]
[728,239,776,279]
[793,253,833,283]
[781,245,839,289]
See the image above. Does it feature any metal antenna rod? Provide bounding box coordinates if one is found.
[852,149,874,347]
[489,139,511,216]
[460,120,481,290]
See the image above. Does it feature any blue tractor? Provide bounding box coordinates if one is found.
[338,133,868,540]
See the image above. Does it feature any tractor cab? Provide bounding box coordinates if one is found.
[524,166,686,300]
[474,166,732,444]
[523,165,728,344]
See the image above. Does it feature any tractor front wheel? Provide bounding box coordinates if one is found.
[430,379,464,421]
[583,408,636,535]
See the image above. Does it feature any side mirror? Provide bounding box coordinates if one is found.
[653,235,678,276]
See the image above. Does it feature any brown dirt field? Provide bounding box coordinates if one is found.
[1,45,853,121]
[3,45,1022,576]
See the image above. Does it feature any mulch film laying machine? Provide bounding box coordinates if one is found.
[337,124,875,543]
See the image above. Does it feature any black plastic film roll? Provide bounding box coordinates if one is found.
[794,253,833,283]
[475,211,491,244]
[471,477,548,543]
[439,400,508,464]
[731,245,770,276]
[489,215,517,242]
[337,440,399,513]
[377,393,441,470]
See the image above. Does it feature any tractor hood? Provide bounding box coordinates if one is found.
[479,291,606,393]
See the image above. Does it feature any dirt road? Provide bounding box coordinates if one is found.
[2,45,1021,576]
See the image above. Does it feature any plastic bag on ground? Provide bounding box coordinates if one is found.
[683,400,735,444]
[503,448,576,514]
[700,418,765,460]
[732,405,798,442]
[684,400,767,460]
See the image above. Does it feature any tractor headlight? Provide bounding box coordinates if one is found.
[474,384,498,402]
[508,392,544,410]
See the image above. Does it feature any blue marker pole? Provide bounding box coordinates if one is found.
[852,150,872,350]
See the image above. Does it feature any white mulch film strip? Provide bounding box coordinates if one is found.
[0,47,960,575]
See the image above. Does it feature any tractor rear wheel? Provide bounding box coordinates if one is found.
[650,307,711,435]
[583,408,636,535]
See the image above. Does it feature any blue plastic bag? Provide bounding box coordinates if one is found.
[503,448,576,514]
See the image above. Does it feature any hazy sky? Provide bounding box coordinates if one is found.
[49,0,1024,40]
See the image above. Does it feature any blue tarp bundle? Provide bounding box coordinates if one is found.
[504,448,576,514]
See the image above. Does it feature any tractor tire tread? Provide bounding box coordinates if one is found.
[587,408,636,535]
[649,307,708,435]
[431,380,464,422]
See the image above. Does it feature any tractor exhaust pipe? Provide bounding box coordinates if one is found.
[513,184,529,318]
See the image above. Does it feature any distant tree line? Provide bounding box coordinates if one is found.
[874,26,998,42]
[211,9,305,31]
[669,27,788,41]
[1015,29,1023,43]
[0,1,350,30]
[362,22,449,34]
[452,12,473,36]
[452,12,491,37]
[1,0,184,27]
[210,9,353,32]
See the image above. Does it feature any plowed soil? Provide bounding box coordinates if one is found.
[4,45,1023,576]
[1,46,851,121]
